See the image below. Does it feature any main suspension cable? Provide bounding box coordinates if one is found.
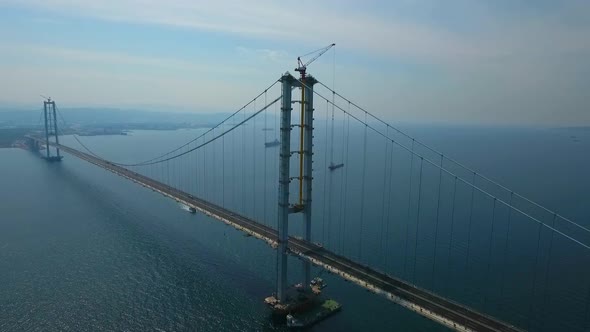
[107,96,281,167]
[302,81,590,250]
[316,80,589,236]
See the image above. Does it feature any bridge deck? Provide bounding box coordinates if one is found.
[35,139,523,332]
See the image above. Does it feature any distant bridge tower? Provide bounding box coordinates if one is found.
[43,98,63,161]
[276,72,317,302]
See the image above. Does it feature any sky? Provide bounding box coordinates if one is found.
[0,0,589,125]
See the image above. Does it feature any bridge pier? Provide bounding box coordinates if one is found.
[25,137,39,152]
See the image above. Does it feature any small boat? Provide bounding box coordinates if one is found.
[265,139,280,148]
[188,207,196,214]
[286,314,304,328]
[310,277,327,290]
[328,162,344,171]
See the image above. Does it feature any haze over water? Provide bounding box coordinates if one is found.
[1,123,589,331]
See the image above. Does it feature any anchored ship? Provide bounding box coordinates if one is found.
[265,138,280,148]
[328,162,344,171]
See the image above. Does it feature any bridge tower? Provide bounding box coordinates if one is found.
[42,98,62,162]
[276,72,317,302]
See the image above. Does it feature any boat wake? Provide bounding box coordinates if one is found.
[179,203,197,214]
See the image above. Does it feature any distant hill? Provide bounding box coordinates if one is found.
[0,107,235,127]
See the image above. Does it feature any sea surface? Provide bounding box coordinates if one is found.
[1,123,589,331]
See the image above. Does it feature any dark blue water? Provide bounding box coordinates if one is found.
[1,122,589,331]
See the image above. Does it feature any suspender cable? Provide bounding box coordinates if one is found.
[242,107,246,214]
[327,151,334,248]
[180,151,182,191]
[194,140,197,196]
[528,219,543,330]
[215,130,218,202]
[322,99,330,245]
[275,91,279,141]
[329,93,336,167]
[188,142,192,195]
[466,172,476,271]
[274,94,280,228]
[431,154,444,289]
[359,111,368,262]
[222,122,225,207]
[337,106,346,254]
[341,108,351,255]
[326,103,337,248]
[403,139,415,278]
[211,129,218,202]
[499,192,515,308]
[202,133,206,198]
[195,140,199,196]
[484,198,497,309]
[264,90,268,225]
[253,98,257,219]
[541,213,557,324]
[380,126,390,271]
[412,157,424,284]
[447,176,458,292]
[197,142,199,195]
[234,115,238,210]
[385,138,395,274]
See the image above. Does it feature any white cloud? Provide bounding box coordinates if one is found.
[6,0,589,63]
[2,0,590,124]
[236,46,288,62]
[0,43,256,77]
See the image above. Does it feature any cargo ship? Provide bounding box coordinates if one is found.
[328,162,344,171]
[265,139,280,148]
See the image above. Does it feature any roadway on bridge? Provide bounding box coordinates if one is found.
[34,139,522,332]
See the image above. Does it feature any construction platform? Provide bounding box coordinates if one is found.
[265,278,340,329]
[264,284,322,316]
[286,299,342,329]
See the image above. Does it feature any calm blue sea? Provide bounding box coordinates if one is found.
[1,123,589,331]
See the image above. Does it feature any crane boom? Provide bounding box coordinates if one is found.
[295,43,335,79]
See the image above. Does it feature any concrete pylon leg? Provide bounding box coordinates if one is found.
[277,73,295,302]
[302,77,317,287]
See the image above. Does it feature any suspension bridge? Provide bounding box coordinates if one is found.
[24,72,590,332]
